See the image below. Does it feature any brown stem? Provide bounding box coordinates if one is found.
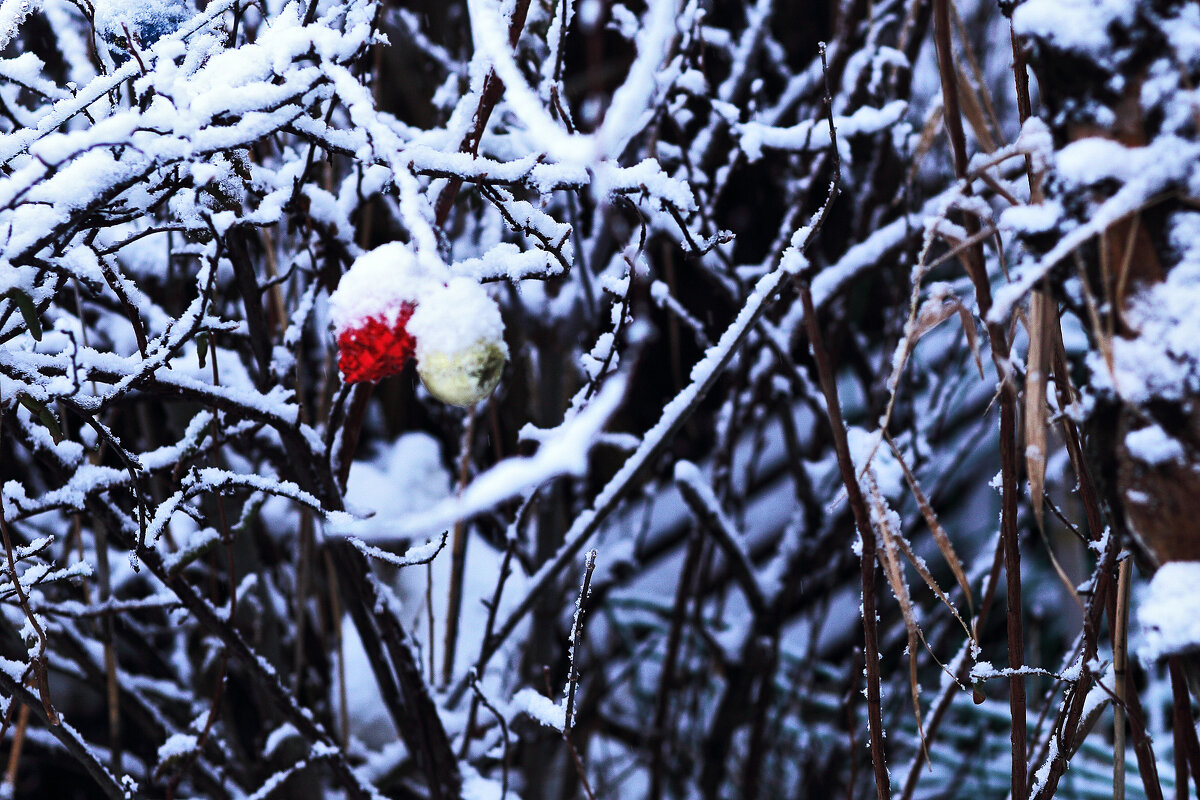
[649,522,705,800]
[442,406,477,687]
[562,551,598,800]
[563,549,596,735]
[1172,710,1189,800]
[225,228,273,387]
[432,0,534,226]
[1114,556,1132,800]
[2,702,29,794]
[900,530,1007,800]
[934,4,1026,794]
[998,380,1028,794]
[740,634,780,800]
[932,0,990,311]
[1169,658,1200,797]
[0,499,57,727]
[799,282,890,800]
[1009,21,1043,204]
[1034,529,1120,798]
[336,382,373,489]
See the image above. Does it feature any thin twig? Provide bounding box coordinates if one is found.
[469,671,510,800]
[1114,555,1132,800]
[797,41,891,800]
[563,550,598,800]
[799,282,890,800]
[442,406,477,687]
[1169,657,1200,798]
[934,3,1027,794]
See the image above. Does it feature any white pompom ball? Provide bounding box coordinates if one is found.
[407,278,508,407]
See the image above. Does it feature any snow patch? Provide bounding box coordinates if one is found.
[1125,424,1185,466]
[512,687,566,731]
[1137,561,1200,662]
[1013,0,1136,59]
[156,732,198,762]
[343,432,451,537]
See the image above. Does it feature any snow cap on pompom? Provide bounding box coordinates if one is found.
[408,277,506,358]
[408,277,508,406]
[329,242,439,336]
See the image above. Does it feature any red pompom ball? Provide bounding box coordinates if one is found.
[335,303,416,384]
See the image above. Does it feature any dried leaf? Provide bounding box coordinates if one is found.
[955,303,984,378]
[912,292,960,340]
[956,62,997,154]
[886,435,974,616]
[865,471,931,767]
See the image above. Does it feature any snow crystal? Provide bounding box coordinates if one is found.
[968,660,994,681]
[262,722,299,758]
[999,201,1062,236]
[738,100,907,161]
[0,0,43,53]
[461,767,505,800]
[1137,561,1200,662]
[1030,733,1060,798]
[0,657,26,683]
[1079,663,1114,722]
[453,242,561,283]
[990,135,1200,326]
[1165,5,1200,66]
[608,3,638,38]
[1055,137,1140,187]
[1016,117,1054,166]
[1095,230,1200,405]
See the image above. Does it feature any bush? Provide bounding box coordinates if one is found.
[2,0,1200,797]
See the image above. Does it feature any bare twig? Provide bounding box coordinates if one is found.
[442,405,477,687]
[799,281,890,800]
[1114,555,1132,800]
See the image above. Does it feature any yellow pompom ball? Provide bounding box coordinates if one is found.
[408,277,508,407]
[416,338,507,407]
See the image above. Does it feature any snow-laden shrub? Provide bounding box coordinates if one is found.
[2,0,1200,797]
